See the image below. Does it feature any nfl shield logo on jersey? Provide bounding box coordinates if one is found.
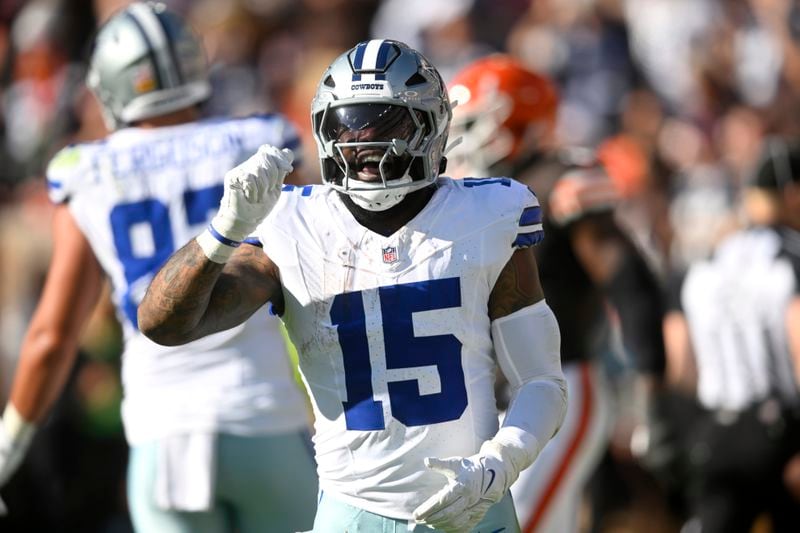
[382,246,398,264]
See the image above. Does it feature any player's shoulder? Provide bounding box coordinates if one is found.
[46,140,107,204]
[444,175,539,207]
[208,113,301,151]
[258,183,329,245]
[270,182,329,218]
[439,176,543,248]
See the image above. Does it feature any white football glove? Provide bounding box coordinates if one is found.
[197,145,294,263]
[413,440,520,533]
[0,404,36,489]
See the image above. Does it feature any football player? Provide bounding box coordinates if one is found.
[138,39,568,532]
[0,3,317,532]
[447,55,667,532]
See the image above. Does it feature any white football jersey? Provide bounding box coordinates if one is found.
[682,228,799,412]
[46,115,309,444]
[257,176,543,519]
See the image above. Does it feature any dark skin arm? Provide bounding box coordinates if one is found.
[138,240,281,346]
[488,246,545,320]
[10,205,105,422]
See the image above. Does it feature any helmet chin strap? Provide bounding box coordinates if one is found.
[348,175,414,211]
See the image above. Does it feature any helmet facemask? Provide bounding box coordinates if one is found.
[311,39,452,212]
[316,101,435,211]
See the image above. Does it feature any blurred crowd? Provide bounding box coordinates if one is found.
[0,0,799,531]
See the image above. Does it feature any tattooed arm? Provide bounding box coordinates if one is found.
[488,247,545,320]
[138,241,281,346]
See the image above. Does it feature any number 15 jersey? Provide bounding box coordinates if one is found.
[257,177,543,519]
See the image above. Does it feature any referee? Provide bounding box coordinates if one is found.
[665,137,800,533]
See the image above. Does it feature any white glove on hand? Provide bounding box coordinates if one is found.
[413,440,519,533]
[213,145,294,242]
[0,405,36,489]
[197,145,294,262]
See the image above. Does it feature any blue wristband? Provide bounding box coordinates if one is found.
[207,224,242,248]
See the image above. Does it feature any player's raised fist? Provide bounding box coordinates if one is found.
[225,145,294,205]
[197,145,294,263]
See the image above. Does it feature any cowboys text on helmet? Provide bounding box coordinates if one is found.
[311,39,453,211]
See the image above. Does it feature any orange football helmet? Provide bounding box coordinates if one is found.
[448,55,559,177]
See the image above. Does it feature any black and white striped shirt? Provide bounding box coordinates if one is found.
[682,227,800,412]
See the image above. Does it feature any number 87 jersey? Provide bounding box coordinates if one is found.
[257,175,543,519]
[44,115,309,446]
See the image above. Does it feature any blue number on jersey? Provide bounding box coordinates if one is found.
[330,278,468,430]
[109,184,224,327]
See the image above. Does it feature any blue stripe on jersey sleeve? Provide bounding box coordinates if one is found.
[519,206,541,226]
[282,184,315,195]
[513,230,544,248]
[47,179,63,190]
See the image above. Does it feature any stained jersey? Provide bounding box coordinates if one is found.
[46,115,309,445]
[681,227,800,412]
[256,176,542,519]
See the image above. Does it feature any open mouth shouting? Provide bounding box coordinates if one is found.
[355,151,384,181]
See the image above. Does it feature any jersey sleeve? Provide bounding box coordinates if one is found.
[512,182,544,249]
[45,145,89,204]
[456,176,545,251]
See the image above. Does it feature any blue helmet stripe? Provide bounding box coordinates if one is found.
[375,41,391,69]
[351,42,368,81]
[373,41,391,80]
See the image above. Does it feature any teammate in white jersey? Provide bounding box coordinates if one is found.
[138,39,568,532]
[0,3,317,532]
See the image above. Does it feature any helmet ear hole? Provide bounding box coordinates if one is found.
[439,157,447,174]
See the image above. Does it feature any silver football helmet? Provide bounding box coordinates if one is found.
[87,2,211,130]
[311,39,452,211]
